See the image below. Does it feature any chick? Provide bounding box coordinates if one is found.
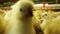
[4,0,35,34]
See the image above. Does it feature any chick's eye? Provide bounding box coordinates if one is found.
[45,14,47,16]
[20,8,23,12]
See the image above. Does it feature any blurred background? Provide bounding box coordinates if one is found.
[0,0,60,11]
[0,0,60,6]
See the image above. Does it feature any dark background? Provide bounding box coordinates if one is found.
[0,0,60,4]
[0,0,60,7]
[33,0,60,4]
